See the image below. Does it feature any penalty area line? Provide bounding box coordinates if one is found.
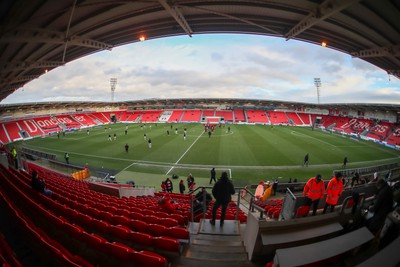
[166,130,204,175]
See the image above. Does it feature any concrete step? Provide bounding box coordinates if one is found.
[187,243,246,254]
[186,248,248,261]
[177,258,259,267]
[194,233,243,242]
[191,238,243,246]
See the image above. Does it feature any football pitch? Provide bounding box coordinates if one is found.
[19,123,400,188]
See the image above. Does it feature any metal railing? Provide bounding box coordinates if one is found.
[188,185,255,222]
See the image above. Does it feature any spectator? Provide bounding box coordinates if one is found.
[351,172,360,187]
[187,173,195,188]
[165,177,173,193]
[189,182,196,193]
[179,179,185,194]
[272,179,279,196]
[210,172,235,227]
[366,179,394,235]
[31,170,52,197]
[158,198,178,213]
[161,181,166,192]
[194,188,212,214]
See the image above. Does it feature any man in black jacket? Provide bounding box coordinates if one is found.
[210,172,235,227]
[367,179,393,234]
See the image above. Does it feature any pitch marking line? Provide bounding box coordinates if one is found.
[166,130,204,175]
[291,130,336,148]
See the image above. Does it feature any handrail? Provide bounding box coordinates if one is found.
[188,185,256,222]
[340,193,365,214]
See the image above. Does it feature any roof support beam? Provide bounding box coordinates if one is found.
[159,0,193,37]
[285,0,361,40]
[351,45,400,58]
[387,70,400,79]
[0,75,40,86]
[0,61,65,73]
[62,0,78,62]
[184,5,280,35]
[0,28,113,50]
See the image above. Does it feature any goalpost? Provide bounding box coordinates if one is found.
[203,116,224,124]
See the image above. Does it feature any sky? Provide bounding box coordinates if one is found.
[2,34,400,105]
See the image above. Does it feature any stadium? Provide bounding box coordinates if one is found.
[1,1,400,267]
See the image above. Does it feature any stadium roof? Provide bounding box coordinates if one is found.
[0,0,399,103]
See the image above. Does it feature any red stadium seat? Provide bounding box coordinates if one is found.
[153,236,180,252]
[63,222,84,238]
[108,225,132,240]
[106,242,137,262]
[129,232,154,247]
[147,224,167,237]
[128,220,148,233]
[79,233,108,253]
[295,206,310,218]
[92,219,111,233]
[133,251,168,267]
[143,215,161,225]
[111,215,130,226]
[159,218,179,227]
[165,226,189,240]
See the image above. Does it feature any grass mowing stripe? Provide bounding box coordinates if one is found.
[166,129,205,175]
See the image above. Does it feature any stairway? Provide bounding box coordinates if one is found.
[177,219,261,267]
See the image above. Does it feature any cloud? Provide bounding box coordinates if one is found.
[1,34,400,104]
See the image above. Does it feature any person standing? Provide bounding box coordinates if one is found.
[366,179,394,234]
[161,181,166,192]
[210,172,235,227]
[303,174,325,216]
[272,179,279,196]
[343,156,348,168]
[64,152,69,164]
[351,172,360,187]
[11,146,18,168]
[210,167,217,184]
[148,138,152,149]
[303,153,309,167]
[125,143,129,153]
[323,172,344,213]
[187,173,194,188]
[183,132,186,140]
[179,180,185,194]
[165,178,173,193]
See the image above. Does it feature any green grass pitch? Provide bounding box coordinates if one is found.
[19,123,400,189]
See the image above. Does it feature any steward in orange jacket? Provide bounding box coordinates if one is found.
[323,172,344,213]
[303,174,325,215]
